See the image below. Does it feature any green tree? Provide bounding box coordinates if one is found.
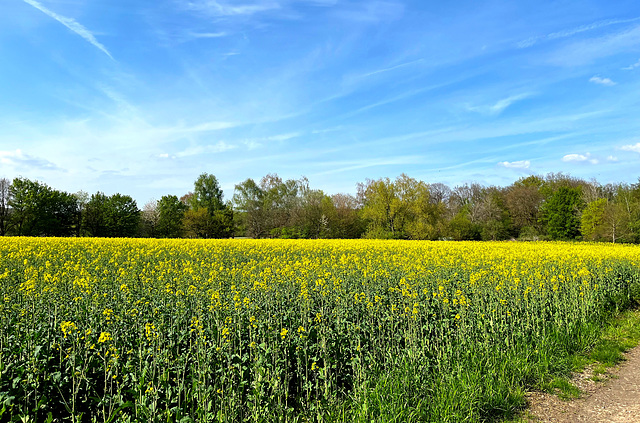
[359,174,428,239]
[183,208,212,239]
[233,178,266,238]
[326,193,366,239]
[8,177,78,236]
[8,177,39,235]
[82,192,139,237]
[504,178,544,238]
[476,188,511,241]
[293,188,333,239]
[541,186,583,240]
[601,202,633,243]
[83,192,109,237]
[233,174,310,238]
[446,208,481,240]
[191,173,225,212]
[581,198,607,241]
[184,173,233,238]
[106,194,140,237]
[156,195,188,238]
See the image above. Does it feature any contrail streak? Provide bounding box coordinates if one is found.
[22,0,114,60]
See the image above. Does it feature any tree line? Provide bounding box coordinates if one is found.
[1,172,639,242]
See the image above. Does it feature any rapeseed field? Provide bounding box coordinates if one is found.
[1,238,639,422]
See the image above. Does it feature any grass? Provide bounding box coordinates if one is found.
[503,305,640,422]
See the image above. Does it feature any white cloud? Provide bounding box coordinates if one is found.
[0,149,61,170]
[607,155,619,162]
[185,0,281,17]
[244,140,262,150]
[498,160,530,169]
[467,93,533,115]
[156,142,236,159]
[562,152,599,164]
[175,142,237,157]
[622,58,640,70]
[589,76,616,86]
[21,0,114,60]
[240,132,301,149]
[264,132,301,142]
[621,142,640,153]
[188,32,227,38]
[183,121,239,133]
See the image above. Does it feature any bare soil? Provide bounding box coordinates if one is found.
[522,345,640,422]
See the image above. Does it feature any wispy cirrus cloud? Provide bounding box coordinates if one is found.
[357,59,425,79]
[466,93,533,116]
[0,149,62,171]
[184,0,281,17]
[241,132,302,149]
[589,76,616,86]
[21,0,114,60]
[498,160,530,169]
[311,155,425,176]
[187,31,227,39]
[181,121,239,133]
[517,16,640,48]
[562,152,599,164]
[331,0,404,23]
[159,141,237,159]
[546,24,640,66]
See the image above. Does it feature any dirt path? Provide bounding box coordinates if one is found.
[523,345,640,422]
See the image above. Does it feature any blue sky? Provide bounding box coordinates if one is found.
[2,0,640,205]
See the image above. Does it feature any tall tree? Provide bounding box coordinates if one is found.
[358,174,429,239]
[82,192,139,237]
[8,177,78,236]
[156,195,188,238]
[191,173,225,212]
[540,186,583,240]
[140,199,160,237]
[581,198,607,241]
[476,187,510,241]
[327,193,365,239]
[601,201,633,243]
[504,177,544,238]
[0,178,11,236]
[233,178,266,238]
[294,188,332,239]
[73,191,90,237]
[358,177,401,238]
[105,194,140,237]
[83,192,109,237]
[184,173,233,238]
[232,174,309,238]
[8,177,37,235]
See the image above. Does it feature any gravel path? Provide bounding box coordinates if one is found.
[524,345,640,422]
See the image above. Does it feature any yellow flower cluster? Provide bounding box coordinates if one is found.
[2,236,639,421]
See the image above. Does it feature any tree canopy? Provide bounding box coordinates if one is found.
[1,173,639,243]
